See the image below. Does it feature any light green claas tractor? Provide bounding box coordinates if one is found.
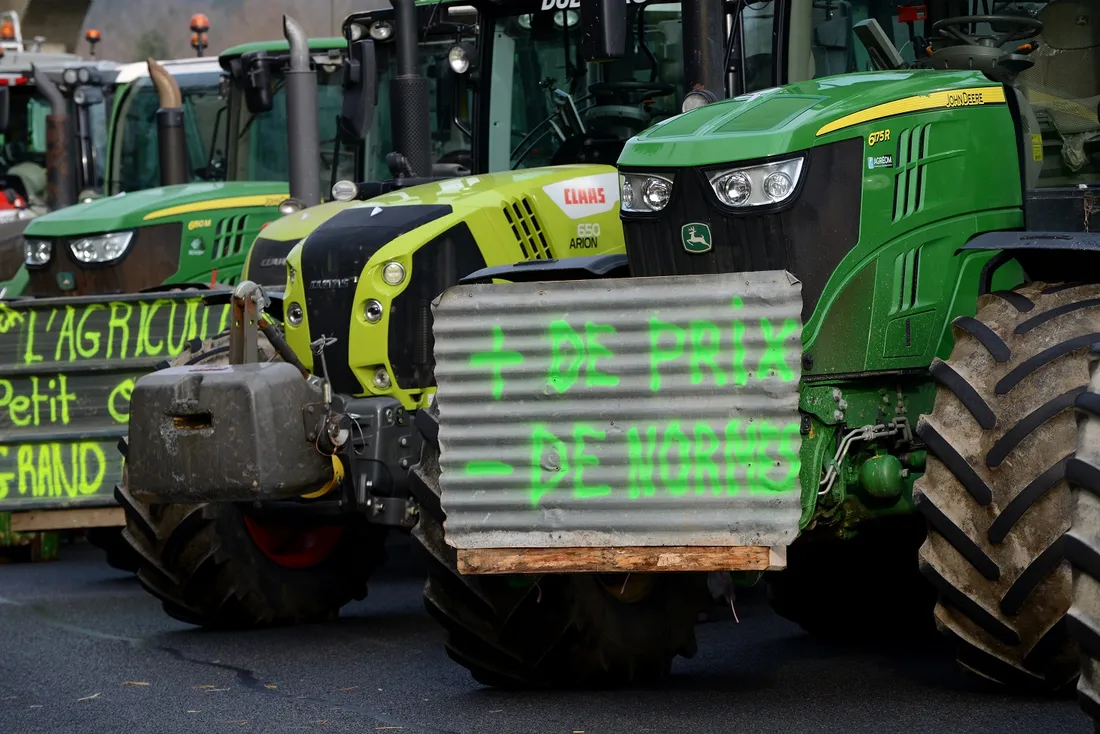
[116,0,696,628]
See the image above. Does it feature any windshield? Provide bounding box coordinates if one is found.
[233,61,353,191]
[362,35,474,180]
[110,69,227,194]
[490,3,685,171]
[0,87,50,204]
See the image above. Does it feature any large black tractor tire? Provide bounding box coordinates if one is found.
[409,405,712,688]
[1067,349,1100,728]
[914,282,1094,690]
[117,333,387,628]
[767,515,936,640]
[86,527,141,573]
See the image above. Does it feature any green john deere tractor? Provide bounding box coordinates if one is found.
[396,0,1100,709]
[116,0,694,628]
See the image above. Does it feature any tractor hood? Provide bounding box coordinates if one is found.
[620,70,1003,167]
[24,182,290,237]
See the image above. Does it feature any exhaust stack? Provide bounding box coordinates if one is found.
[33,66,75,209]
[389,0,431,178]
[282,15,322,207]
[148,58,190,187]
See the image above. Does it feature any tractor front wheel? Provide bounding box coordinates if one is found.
[409,405,711,688]
[914,282,1092,690]
[117,333,387,628]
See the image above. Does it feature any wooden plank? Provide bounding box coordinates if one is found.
[456,545,786,575]
[10,507,125,532]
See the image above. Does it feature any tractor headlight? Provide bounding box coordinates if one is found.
[620,173,675,213]
[278,198,304,216]
[708,157,804,208]
[382,261,406,286]
[331,179,358,202]
[23,238,51,266]
[69,231,134,263]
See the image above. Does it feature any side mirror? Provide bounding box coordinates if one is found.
[242,52,274,114]
[580,0,627,62]
[339,38,376,142]
[0,87,10,133]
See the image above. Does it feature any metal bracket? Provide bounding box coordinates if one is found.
[229,280,266,365]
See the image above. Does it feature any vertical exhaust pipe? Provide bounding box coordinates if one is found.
[283,15,321,207]
[683,0,728,99]
[148,58,190,187]
[390,0,431,178]
[33,66,75,209]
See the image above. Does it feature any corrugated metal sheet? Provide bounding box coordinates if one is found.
[433,271,804,549]
[0,291,232,511]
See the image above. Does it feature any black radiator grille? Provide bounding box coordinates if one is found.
[622,138,863,319]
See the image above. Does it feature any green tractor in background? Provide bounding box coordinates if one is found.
[116,0,693,627]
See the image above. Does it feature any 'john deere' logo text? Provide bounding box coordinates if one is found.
[563,187,606,205]
[681,222,713,253]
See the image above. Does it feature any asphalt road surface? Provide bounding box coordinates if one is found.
[0,536,1090,734]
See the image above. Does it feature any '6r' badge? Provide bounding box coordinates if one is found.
[681,222,713,253]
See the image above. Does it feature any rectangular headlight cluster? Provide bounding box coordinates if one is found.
[707,157,804,208]
[26,231,135,267]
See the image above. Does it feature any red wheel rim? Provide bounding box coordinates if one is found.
[243,516,345,569]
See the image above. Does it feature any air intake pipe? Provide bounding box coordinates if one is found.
[390,0,431,178]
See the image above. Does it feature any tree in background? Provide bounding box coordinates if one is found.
[132,27,168,62]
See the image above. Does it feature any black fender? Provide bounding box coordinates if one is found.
[958,231,1100,294]
[459,254,630,286]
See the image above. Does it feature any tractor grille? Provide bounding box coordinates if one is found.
[620,138,862,320]
[213,214,251,260]
[892,124,931,221]
[502,197,551,260]
[246,236,300,288]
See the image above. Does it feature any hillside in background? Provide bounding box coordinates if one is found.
[77,0,391,62]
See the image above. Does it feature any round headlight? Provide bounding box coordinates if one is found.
[369,21,394,41]
[278,198,304,216]
[642,177,672,210]
[716,172,752,206]
[349,22,366,41]
[62,68,78,85]
[682,88,718,113]
[382,261,406,286]
[364,299,384,323]
[331,179,357,202]
[448,44,471,74]
[77,67,90,84]
[373,367,392,389]
[763,172,794,201]
[72,88,87,106]
[286,302,304,326]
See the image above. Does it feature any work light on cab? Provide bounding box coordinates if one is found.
[620,173,675,213]
[447,43,475,75]
[23,239,50,266]
[369,21,394,41]
[69,231,134,263]
[708,158,804,208]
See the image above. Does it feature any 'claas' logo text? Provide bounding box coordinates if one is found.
[563,187,606,206]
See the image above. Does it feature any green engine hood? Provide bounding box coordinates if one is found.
[24,182,291,237]
[619,70,1004,167]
